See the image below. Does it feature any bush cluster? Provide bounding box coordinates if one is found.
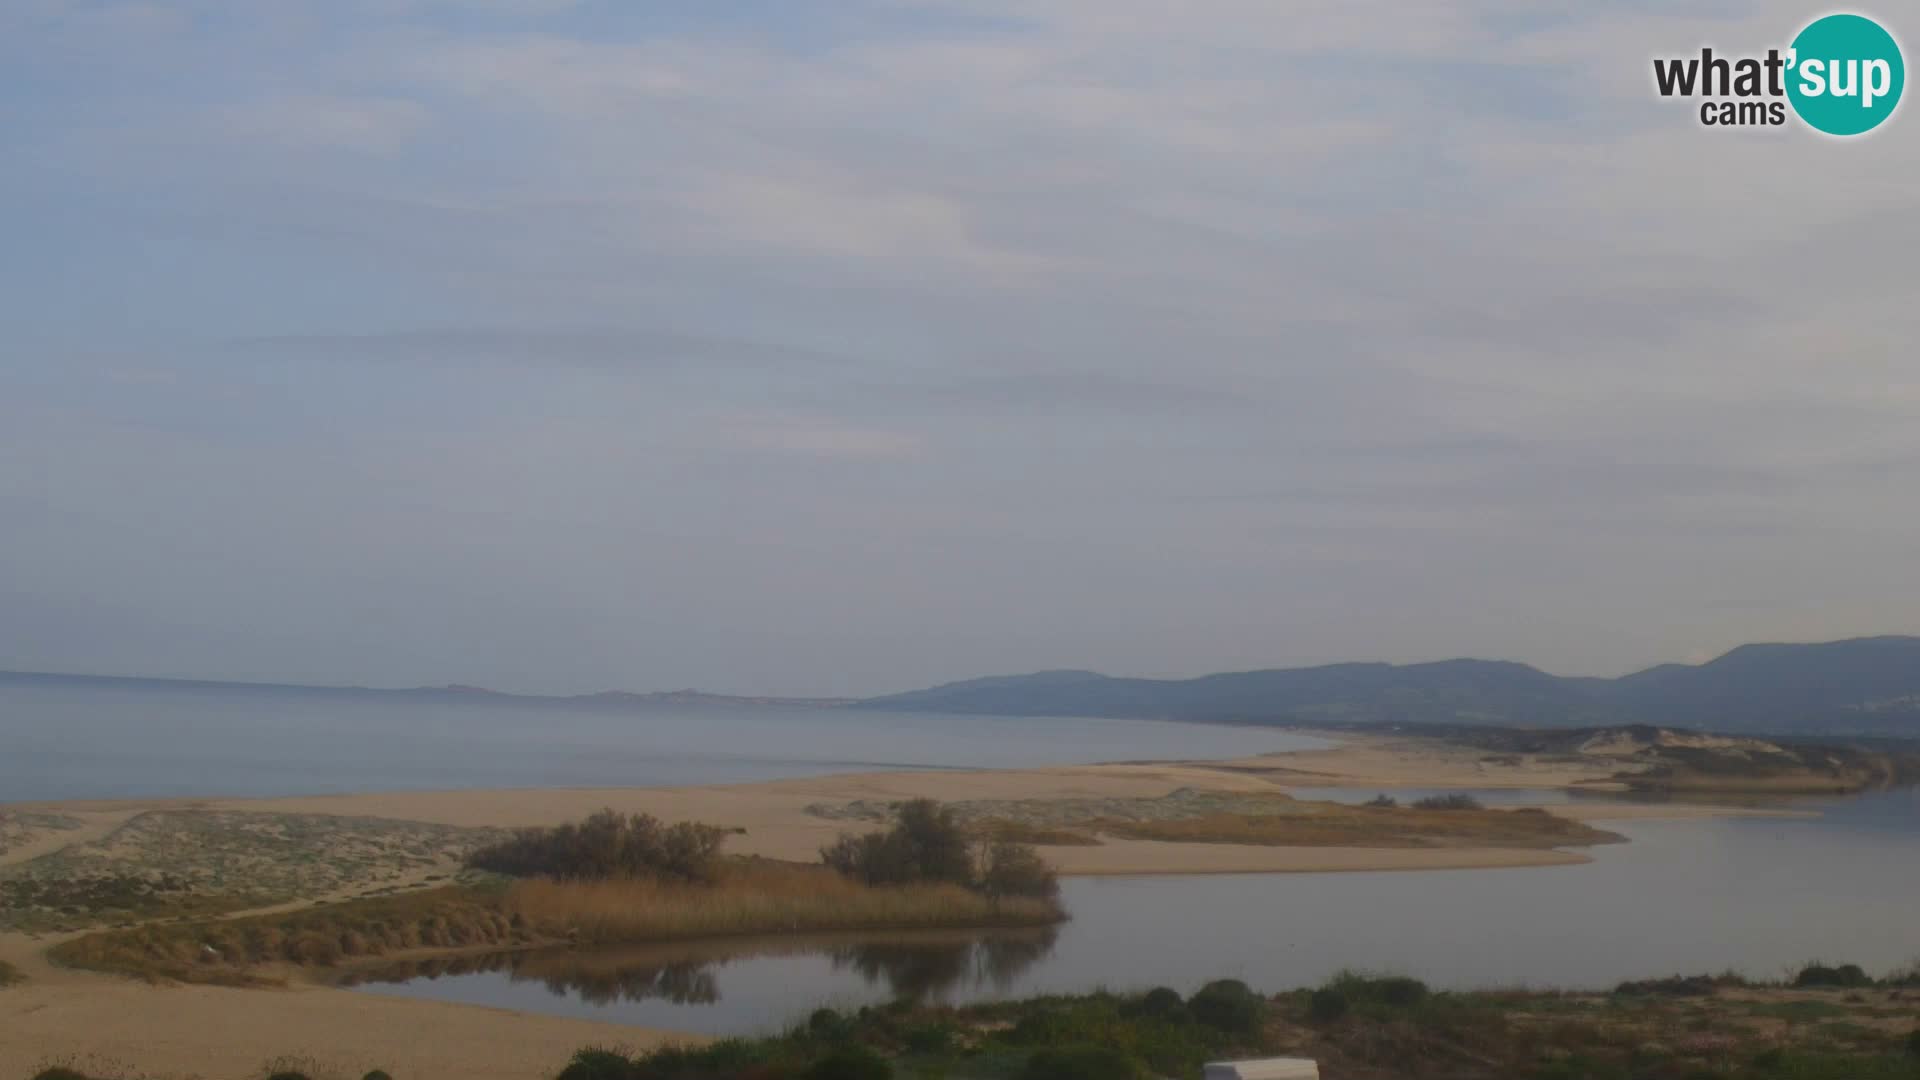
[1613,973,1748,997]
[1188,978,1267,1034]
[1793,962,1874,988]
[1308,971,1432,1023]
[821,800,1058,900]
[467,809,728,883]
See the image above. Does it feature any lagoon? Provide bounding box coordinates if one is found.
[351,788,1920,1034]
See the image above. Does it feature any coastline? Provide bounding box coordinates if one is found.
[6,732,1810,880]
[0,732,1825,1080]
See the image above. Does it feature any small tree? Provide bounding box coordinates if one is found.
[822,800,1058,902]
[980,840,1060,900]
[895,799,976,886]
[821,799,979,888]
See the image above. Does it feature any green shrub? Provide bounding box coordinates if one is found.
[1364,794,1398,808]
[1613,974,1721,997]
[363,1071,394,1080]
[821,800,975,888]
[1309,987,1350,1023]
[264,1073,314,1080]
[979,839,1060,900]
[467,809,726,883]
[32,1069,93,1080]
[1354,974,1428,1007]
[557,1047,637,1080]
[1325,971,1429,1009]
[1793,963,1872,988]
[1136,986,1188,1019]
[1019,1044,1148,1080]
[805,1044,892,1080]
[808,1007,856,1042]
[821,799,1058,903]
[1188,978,1265,1034]
[1907,1029,1920,1057]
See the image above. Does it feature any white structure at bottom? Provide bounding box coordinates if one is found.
[1201,1058,1320,1080]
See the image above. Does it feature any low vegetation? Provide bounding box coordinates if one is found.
[0,957,23,987]
[0,810,84,856]
[809,789,1618,853]
[520,962,1920,1079]
[47,885,519,985]
[0,810,501,932]
[24,961,1920,1078]
[49,807,1063,985]
[968,820,1101,847]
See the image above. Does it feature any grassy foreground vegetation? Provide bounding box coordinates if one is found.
[0,957,23,987]
[48,805,1062,985]
[544,964,1920,1080]
[21,962,1920,1079]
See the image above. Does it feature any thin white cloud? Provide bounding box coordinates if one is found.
[4,0,1919,692]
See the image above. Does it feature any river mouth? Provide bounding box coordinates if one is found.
[347,787,1920,1036]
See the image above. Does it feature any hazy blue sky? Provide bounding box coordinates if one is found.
[3,1,1917,696]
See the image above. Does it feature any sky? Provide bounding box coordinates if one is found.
[3,1,1918,697]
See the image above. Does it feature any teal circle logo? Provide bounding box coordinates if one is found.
[1786,14,1904,135]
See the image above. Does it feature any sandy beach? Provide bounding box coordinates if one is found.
[0,733,1812,1080]
[0,934,692,1080]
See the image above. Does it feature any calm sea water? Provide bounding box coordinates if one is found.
[353,788,1920,1034]
[0,677,1324,802]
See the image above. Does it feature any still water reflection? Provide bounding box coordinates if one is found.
[344,928,1059,1034]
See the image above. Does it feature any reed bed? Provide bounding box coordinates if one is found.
[50,860,1063,984]
[507,861,1062,944]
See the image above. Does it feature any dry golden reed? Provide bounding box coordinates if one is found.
[507,860,1062,943]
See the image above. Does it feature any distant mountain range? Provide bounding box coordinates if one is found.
[855,636,1920,738]
[0,669,856,711]
[7,635,1919,737]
